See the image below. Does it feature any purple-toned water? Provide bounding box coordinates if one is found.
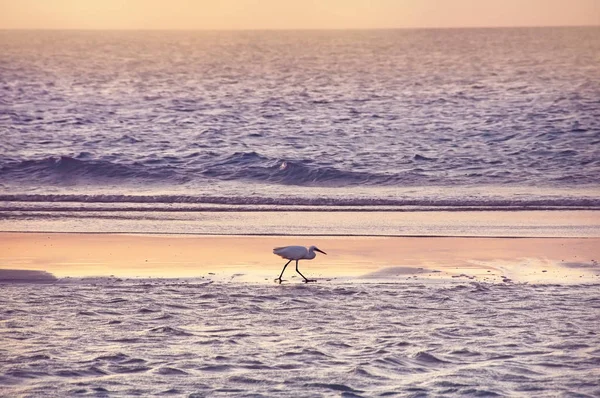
[1,280,600,397]
[2,27,600,398]
[1,28,599,215]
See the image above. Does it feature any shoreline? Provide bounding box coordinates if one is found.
[2,210,599,237]
[1,232,599,284]
[3,230,600,238]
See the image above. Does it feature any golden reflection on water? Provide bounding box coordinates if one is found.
[1,233,598,283]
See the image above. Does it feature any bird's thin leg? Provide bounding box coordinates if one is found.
[295,260,313,283]
[276,259,292,283]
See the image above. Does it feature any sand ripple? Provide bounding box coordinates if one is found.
[1,281,599,396]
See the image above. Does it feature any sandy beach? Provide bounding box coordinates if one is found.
[1,232,599,284]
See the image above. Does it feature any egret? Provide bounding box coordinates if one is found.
[273,245,327,284]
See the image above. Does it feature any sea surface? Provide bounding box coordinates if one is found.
[1,279,600,397]
[2,28,600,398]
[1,27,600,225]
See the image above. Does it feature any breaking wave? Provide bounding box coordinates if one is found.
[0,152,423,187]
[3,150,599,190]
[0,156,187,184]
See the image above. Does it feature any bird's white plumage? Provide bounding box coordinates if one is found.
[273,245,311,260]
[273,245,327,283]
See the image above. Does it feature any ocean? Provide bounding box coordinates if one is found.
[1,280,599,397]
[2,27,600,397]
[1,27,599,231]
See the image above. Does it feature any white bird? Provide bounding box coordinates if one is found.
[273,245,327,284]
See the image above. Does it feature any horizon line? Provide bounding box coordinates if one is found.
[1,24,598,32]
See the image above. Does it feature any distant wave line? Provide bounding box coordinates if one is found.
[1,194,599,208]
[1,205,599,213]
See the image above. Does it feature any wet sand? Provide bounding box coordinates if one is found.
[1,233,598,284]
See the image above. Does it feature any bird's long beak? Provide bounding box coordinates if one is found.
[315,248,327,255]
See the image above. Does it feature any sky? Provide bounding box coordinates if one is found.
[0,0,599,30]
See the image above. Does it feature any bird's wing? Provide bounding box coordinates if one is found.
[273,246,307,259]
[273,247,288,257]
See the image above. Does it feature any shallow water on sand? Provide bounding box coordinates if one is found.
[1,280,599,397]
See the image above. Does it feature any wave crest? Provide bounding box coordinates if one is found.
[201,151,397,186]
[0,156,186,184]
